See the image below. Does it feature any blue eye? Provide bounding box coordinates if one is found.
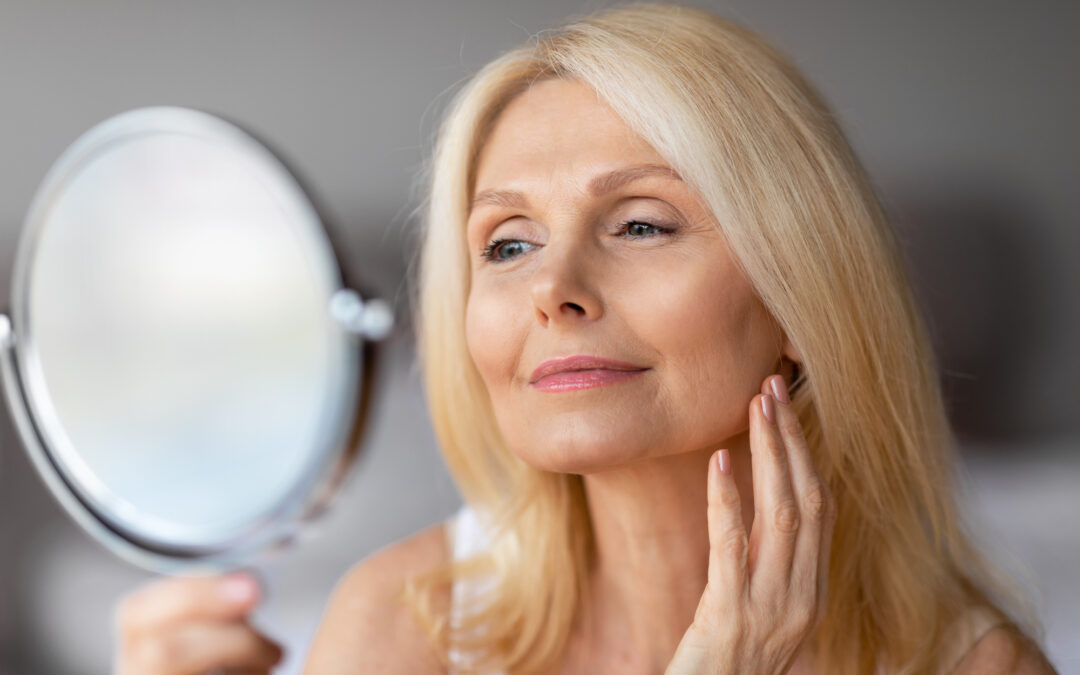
[481,238,535,262]
[619,220,670,237]
[481,220,671,262]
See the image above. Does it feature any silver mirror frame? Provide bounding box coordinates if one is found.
[0,107,391,573]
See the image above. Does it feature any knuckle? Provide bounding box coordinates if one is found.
[773,500,800,534]
[722,529,749,565]
[803,484,829,521]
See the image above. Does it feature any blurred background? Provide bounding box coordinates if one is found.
[0,1,1076,673]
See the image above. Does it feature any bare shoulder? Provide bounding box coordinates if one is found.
[951,625,1058,675]
[302,520,452,674]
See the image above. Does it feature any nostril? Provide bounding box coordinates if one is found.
[564,302,585,314]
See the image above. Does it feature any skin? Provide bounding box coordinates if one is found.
[113,573,283,674]
[465,81,792,478]
[462,78,817,673]
[112,78,1056,675]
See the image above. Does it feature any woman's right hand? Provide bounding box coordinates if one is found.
[665,374,837,675]
[113,572,284,675]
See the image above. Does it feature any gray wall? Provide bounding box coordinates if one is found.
[0,1,1077,673]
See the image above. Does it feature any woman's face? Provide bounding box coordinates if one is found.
[465,78,789,474]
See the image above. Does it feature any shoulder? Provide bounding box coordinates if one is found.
[302,520,453,674]
[950,624,1057,675]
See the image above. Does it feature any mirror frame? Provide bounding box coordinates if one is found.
[0,107,385,573]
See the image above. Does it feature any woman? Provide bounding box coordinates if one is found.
[114,5,1057,674]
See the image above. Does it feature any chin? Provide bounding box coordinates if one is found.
[504,423,659,474]
[500,405,744,475]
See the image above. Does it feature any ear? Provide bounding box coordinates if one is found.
[769,316,802,383]
[777,334,803,386]
[780,336,801,365]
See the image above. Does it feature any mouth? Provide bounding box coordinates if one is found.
[529,355,649,393]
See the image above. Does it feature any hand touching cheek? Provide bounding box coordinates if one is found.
[666,374,837,675]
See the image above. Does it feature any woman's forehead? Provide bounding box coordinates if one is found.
[472,79,667,195]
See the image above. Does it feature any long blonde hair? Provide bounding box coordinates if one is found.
[404,4,1039,673]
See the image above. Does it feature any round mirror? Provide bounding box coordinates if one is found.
[0,107,392,573]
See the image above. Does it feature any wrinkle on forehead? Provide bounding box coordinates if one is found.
[469,164,682,216]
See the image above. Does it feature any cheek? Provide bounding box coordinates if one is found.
[465,284,525,391]
[617,257,772,438]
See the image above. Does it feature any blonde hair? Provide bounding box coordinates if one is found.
[404,4,1040,673]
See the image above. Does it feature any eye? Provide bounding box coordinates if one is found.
[481,238,537,262]
[618,220,672,238]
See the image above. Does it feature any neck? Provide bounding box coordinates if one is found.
[574,432,755,672]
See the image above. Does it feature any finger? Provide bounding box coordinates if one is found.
[130,620,283,674]
[768,374,836,623]
[706,448,749,598]
[748,391,800,591]
[117,573,261,638]
[815,491,838,626]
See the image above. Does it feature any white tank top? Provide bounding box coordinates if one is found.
[443,504,1007,674]
[445,504,504,675]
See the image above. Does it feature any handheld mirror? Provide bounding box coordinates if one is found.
[0,107,393,573]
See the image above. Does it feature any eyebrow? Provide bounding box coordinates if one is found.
[469,164,682,213]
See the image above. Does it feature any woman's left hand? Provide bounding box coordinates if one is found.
[665,374,838,675]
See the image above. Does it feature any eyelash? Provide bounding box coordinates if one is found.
[479,219,673,263]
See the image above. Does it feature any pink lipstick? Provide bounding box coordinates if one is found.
[529,355,648,393]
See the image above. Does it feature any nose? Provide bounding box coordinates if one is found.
[530,242,603,328]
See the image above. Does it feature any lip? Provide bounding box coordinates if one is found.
[529,355,649,392]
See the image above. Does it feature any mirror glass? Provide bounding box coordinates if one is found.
[4,108,368,567]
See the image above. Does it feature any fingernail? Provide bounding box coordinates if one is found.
[718,448,731,475]
[221,574,257,603]
[761,393,775,423]
[769,375,789,404]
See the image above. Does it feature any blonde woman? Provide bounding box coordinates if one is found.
[113,4,1058,674]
